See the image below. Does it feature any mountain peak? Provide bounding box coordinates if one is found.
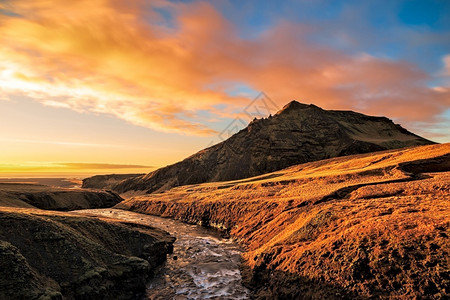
[277,100,319,115]
[84,100,434,194]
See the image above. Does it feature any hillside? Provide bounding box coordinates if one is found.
[116,143,450,299]
[80,174,143,191]
[83,101,433,194]
[0,207,174,299]
[0,183,122,210]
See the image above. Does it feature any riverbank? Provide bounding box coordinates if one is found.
[0,207,174,299]
[75,209,250,299]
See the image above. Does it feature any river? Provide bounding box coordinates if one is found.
[75,209,250,300]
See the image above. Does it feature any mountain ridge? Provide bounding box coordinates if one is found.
[82,100,434,194]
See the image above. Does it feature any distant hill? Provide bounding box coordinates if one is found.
[0,183,122,210]
[83,100,434,194]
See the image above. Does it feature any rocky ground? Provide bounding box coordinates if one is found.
[0,183,122,210]
[117,143,450,299]
[0,207,174,300]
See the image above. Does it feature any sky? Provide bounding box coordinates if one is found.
[0,0,449,177]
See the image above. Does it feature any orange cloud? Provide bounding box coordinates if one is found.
[0,0,243,135]
[443,55,450,75]
[0,0,448,137]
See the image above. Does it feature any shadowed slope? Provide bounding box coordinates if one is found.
[116,143,450,299]
[0,207,174,299]
[0,183,122,210]
[83,101,433,194]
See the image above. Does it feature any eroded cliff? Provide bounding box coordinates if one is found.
[0,183,122,210]
[0,207,174,299]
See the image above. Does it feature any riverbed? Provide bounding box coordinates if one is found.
[74,208,250,299]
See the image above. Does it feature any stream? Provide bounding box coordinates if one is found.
[75,209,250,300]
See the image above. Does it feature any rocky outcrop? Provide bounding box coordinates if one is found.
[82,174,144,190]
[0,207,174,299]
[84,101,433,194]
[116,144,450,299]
[0,240,62,300]
[0,183,122,210]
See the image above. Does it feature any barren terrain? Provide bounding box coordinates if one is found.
[83,101,433,194]
[0,183,122,210]
[0,206,174,299]
[117,144,450,299]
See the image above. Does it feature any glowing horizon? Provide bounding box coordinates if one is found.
[0,0,449,176]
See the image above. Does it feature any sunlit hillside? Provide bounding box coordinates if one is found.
[118,143,450,299]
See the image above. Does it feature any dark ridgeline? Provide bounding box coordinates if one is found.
[83,100,434,194]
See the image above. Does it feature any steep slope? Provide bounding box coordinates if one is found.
[0,207,174,299]
[83,101,433,194]
[0,183,122,210]
[116,143,450,299]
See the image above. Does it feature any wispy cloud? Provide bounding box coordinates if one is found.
[442,54,450,77]
[0,0,448,138]
[55,163,152,170]
[0,162,153,173]
[0,138,118,148]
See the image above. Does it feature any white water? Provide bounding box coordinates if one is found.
[76,209,250,300]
